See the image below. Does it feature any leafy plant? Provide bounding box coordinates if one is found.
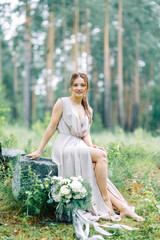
[17,167,53,215]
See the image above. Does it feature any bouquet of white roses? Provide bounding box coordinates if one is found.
[48,176,92,222]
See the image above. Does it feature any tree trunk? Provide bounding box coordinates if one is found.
[117,0,124,128]
[124,71,128,130]
[128,82,133,131]
[45,5,54,111]
[132,28,140,130]
[145,63,153,130]
[104,0,112,128]
[93,70,98,114]
[139,75,146,128]
[24,1,32,128]
[13,51,18,119]
[62,0,68,95]
[80,25,85,68]
[81,25,86,54]
[112,67,117,126]
[0,36,2,83]
[124,73,132,131]
[86,0,91,75]
[73,0,79,72]
[32,88,36,118]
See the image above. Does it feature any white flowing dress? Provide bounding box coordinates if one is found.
[52,97,128,219]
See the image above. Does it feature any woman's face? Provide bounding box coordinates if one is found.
[71,77,87,98]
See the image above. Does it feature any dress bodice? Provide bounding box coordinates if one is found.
[57,97,90,138]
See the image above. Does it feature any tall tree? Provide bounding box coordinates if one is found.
[86,0,91,75]
[117,0,124,127]
[104,0,112,128]
[144,62,153,130]
[45,3,54,111]
[132,26,140,129]
[73,0,79,72]
[62,0,68,94]
[24,0,32,127]
[13,50,18,119]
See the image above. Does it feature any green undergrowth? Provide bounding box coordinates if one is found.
[0,126,160,239]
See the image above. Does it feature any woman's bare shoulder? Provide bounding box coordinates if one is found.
[53,98,63,111]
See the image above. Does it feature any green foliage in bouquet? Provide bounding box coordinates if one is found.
[48,176,92,222]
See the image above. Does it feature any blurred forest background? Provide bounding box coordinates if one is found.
[0,0,160,132]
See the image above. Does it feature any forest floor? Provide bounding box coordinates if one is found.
[0,126,160,239]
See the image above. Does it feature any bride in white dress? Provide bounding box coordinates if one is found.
[26,72,144,222]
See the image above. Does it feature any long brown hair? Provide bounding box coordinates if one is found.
[70,72,92,124]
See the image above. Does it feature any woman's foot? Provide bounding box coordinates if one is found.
[120,207,144,222]
[104,198,115,215]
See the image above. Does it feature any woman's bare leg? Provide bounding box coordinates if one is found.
[108,191,144,221]
[89,147,113,214]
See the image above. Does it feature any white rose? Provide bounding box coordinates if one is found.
[53,193,61,202]
[60,185,71,196]
[73,194,81,199]
[70,177,79,181]
[51,176,62,184]
[77,176,83,181]
[79,187,87,195]
[66,194,72,199]
[51,185,58,195]
[70,180,82,192]
[60,179,71,184]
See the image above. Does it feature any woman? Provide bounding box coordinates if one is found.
[26,72,144,221]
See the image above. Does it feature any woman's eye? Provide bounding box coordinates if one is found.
[81,84,86,87]
[73,84,78,87]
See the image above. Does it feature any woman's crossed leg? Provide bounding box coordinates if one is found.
[89,146,144,221]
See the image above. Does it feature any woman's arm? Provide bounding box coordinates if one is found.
[82,131,106,152]
[25,98,63,159]
[81,131,93,147]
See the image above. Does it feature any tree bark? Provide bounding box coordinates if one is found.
[13,51,18,119]
[124,73,132,131]
[73,0,79,72]
[45,5,54,111]
[24,1,32,128]
[62,0,68,95]
[86,0,91,75]
[132,28,140,130]
[32,88,36,118]
[93,70,98,114]
[145,63,153,130]
[104,0,112,128]
[117,0,124,128]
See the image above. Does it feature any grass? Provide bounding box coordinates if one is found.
[0,126,160,239]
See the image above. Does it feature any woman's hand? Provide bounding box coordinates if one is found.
[25,150,41,160]
[92,145,106,152]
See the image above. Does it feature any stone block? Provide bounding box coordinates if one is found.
[2,148,25,167]
[12,156,58,198]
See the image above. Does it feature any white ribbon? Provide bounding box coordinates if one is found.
[72,210,138,240]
